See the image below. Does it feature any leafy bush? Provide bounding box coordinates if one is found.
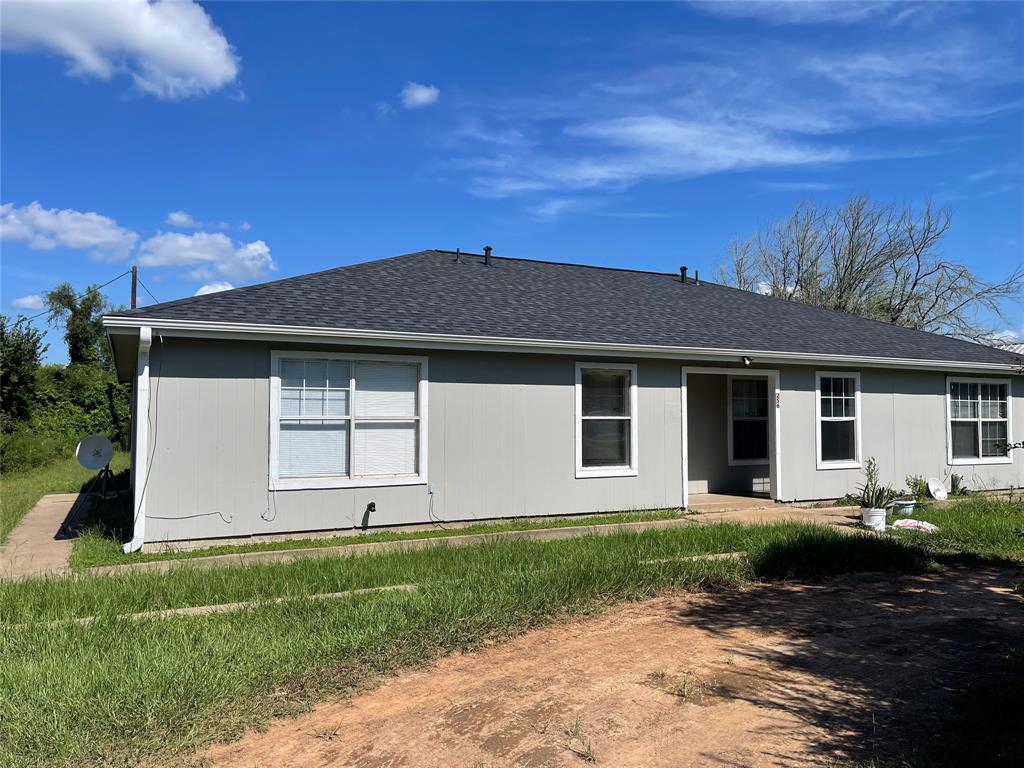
[0,362,130,472]
[0,430,67,473]
[905,474,929,501]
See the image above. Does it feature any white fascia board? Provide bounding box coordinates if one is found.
[101,316,1022,374]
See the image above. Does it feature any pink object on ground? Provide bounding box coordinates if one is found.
[892,519,939,533]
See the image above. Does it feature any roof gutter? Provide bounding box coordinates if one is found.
[102,316,1023,374]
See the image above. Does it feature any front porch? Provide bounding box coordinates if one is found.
[682,366,781,508]
[686,492,859,527]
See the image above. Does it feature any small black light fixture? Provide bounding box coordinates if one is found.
[742,356,752,367]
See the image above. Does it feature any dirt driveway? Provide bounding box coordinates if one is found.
[202,565,1023,768]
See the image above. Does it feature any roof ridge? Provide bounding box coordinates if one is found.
[106,250,434,317]
[435,249,683,279]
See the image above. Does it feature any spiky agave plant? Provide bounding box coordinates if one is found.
[858,457,896,509]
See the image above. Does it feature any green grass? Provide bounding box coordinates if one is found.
[69,507,684,569]
[0,451,129,544]
[886,494,1024,562]
[0,522,926,767]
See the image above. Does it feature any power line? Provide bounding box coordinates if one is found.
[136,277,161,306]
[10,270,132,324]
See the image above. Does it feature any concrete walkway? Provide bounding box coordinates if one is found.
[89,503,860,578]
[0,493,84,579]
[1,493,859,580]
[11,584,418,629]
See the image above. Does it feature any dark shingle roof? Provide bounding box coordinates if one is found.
[109,249,1019,366]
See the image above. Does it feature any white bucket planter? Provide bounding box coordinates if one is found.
[861,507,887,532]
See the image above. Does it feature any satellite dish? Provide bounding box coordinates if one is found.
[927,477,948,501]
[76,435,114,471]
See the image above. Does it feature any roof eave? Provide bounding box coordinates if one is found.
[101,316,1022,374]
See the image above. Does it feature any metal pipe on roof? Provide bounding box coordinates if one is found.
[484,245,493,266]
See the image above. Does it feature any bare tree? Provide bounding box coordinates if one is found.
[718,196,1023,342]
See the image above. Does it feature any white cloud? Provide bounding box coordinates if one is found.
[400,82,440,109]
[137,232,275,282]
[11,294,45,310]
[480,118,846,196]
[528,198,579,222]
[194,281,234,296]
[690,1,894,25]
[0,0,239,99]
[166,210,196,228]
[450,27,1016,202]
[165,209,238,230]
[0,201,138,260]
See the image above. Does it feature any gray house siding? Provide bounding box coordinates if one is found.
[139,337,1023,543]
[776,366,1024,500]
[141,338,683,543]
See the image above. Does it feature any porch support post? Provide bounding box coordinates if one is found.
[123,326,152,553]
[771,370,783,502]
[681,368,689,510]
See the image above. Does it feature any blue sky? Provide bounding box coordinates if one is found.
[2,0,1022,362]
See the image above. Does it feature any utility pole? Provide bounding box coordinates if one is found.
[130,265,137,309]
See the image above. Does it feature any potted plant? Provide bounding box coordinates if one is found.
[857,458,895,531]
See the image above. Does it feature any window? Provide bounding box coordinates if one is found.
[948,378,1011,464]
[270,352,427,489]
[729,377,769,463]
[575,363,638,477]
[816,372,860,469]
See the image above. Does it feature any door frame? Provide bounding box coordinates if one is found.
[681,366,782,509]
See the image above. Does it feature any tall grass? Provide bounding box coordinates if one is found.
[0,523,926,767]
[0,451,129,544]
[887,495,1024,562]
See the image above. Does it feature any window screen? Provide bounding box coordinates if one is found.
[731,378,769,462]
[950,380,1009,460]
[818,375,858,463]
[277,358,419,480]
[580,368,632,468]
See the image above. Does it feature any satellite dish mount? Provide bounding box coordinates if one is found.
[62,435,120,536]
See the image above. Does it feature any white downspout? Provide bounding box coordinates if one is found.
[124,327,152,553]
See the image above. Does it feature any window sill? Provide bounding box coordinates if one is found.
[816,460,862,471]
[729,458,770,467]
[576,467,639,479]
[270,476,426,491]
[949,457,1013,466]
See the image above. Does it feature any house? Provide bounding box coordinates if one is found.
[104,249,1023,551]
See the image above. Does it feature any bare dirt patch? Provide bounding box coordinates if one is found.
[200,565,1023,768]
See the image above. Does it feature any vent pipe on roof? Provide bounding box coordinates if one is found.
[453,248,462,263]
[694,270,699,285]
[483,245,493,266]
[680,266,688,283]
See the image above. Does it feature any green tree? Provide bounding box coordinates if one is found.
[0,315,48,427]
[45,283,107,365]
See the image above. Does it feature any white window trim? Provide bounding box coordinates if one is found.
[575,362,639,478]
[815,371,862,470]
[945,376,1013,466]
[269,350,428,490]
[727,374,771,466]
